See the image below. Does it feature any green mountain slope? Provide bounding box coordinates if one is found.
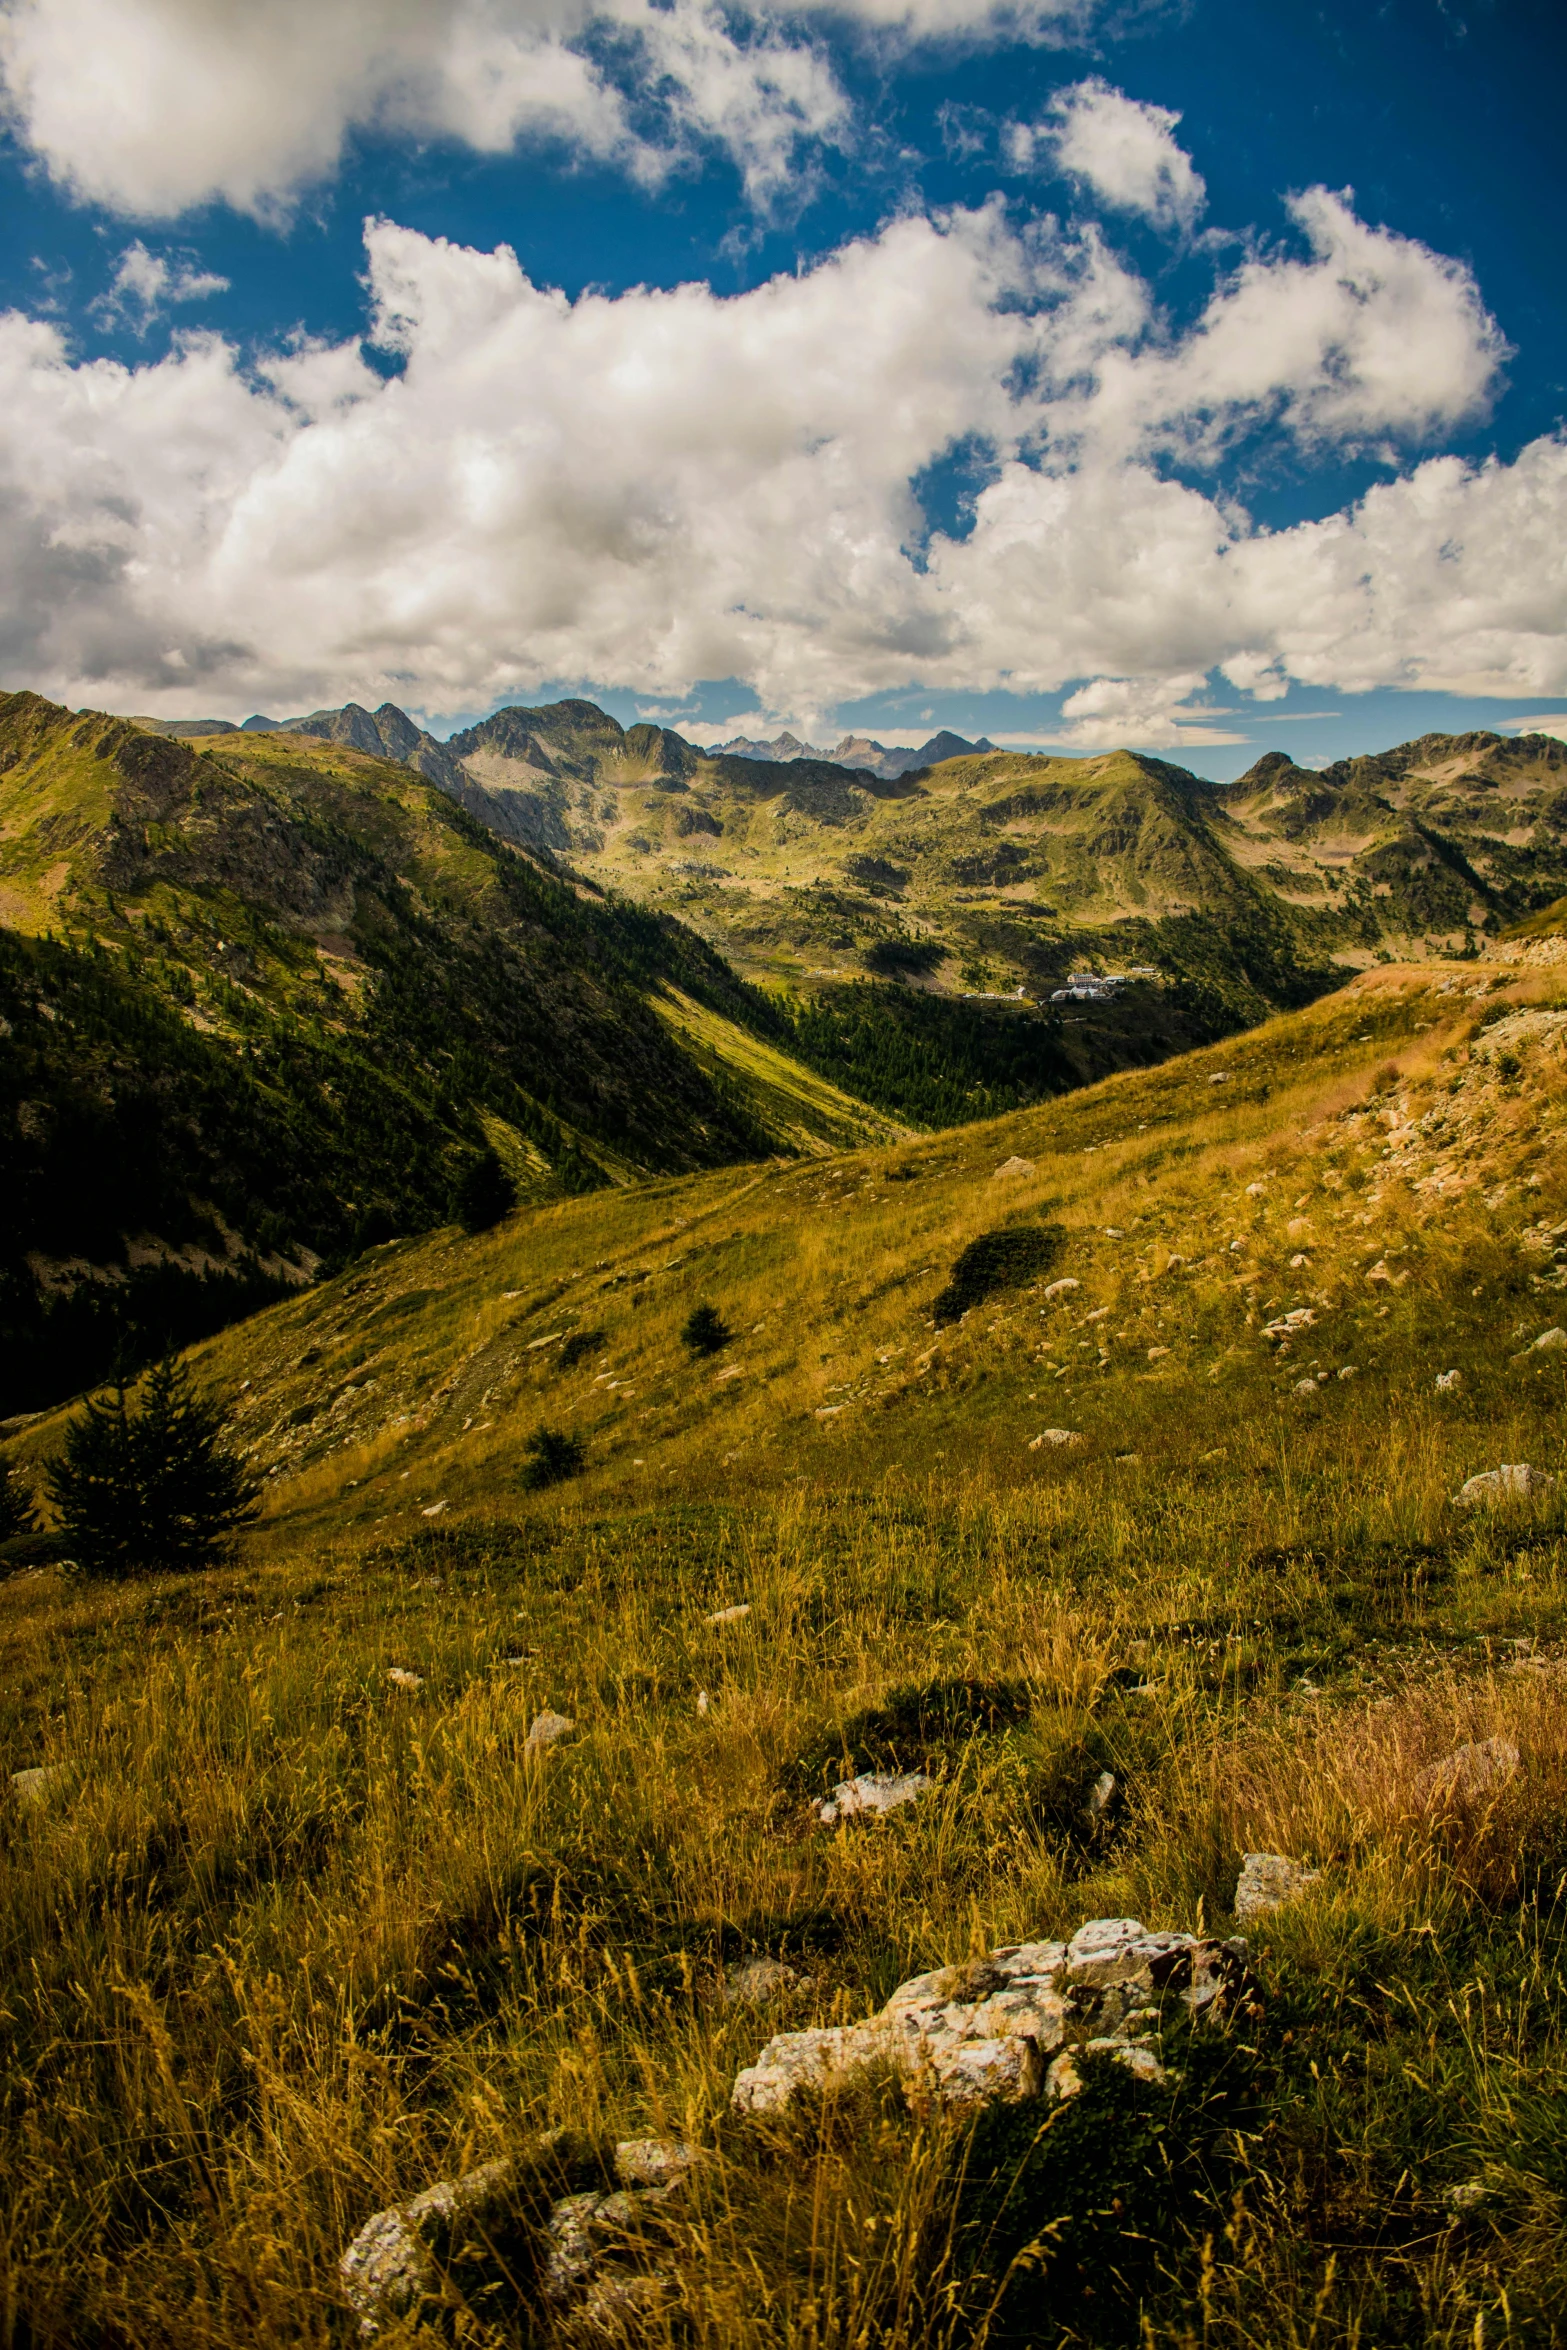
[0,696,902,1412]
[1218,731,1567,948]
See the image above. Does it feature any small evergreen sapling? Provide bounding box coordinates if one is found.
[453,1149,517,1233]
[46,1359,259,1577]
[681,1303,733,1356]
[0,1458,35,1541]
[520,1426,585,1490]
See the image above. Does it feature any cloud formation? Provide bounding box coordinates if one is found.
[0,0,1092,216]
[0,183,1556,744]
[92,241,230,330]
[1011,76,1204,230]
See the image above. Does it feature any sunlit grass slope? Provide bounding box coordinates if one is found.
[7,941,1567,2346]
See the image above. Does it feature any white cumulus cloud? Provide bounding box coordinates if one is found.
[0,191,1555,747]
[1011,76,1204,231]
[0,0,1095,217]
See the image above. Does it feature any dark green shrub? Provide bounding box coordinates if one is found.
[521,1426,586,1490]
[453,1148,517,1233]
[931,1224,1066,1325]
[558,1327,607,1370]
[45,1359,259,1577]
[681,1304,733,1355]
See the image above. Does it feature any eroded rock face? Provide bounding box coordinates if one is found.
[730,1919,1250,2118]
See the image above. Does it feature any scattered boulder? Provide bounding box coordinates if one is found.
[1041,1277,1080,1301]
[1028,1428,1082,1450]
[1293,1377,1320,1397]
[1082,1770,1116,1829]
[1454,1464,1555,1507]
[992,1156,1035,1179]
[1435,1369,1463,1392]
[723,1956,802,2009]
[731,1918,1250,2119]
[1415,1736,1520,1806]
[341,2156,517,2336]
[1515,1326,1567,1362]
[526,1710,577,1750]
[814,1769,932,1826]
[612,2139,699,2191]
[1234,1852,1323,1922]
[704,1602,752,1626]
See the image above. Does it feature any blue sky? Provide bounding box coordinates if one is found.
[0,0,1563,778]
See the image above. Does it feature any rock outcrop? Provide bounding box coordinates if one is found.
[731,1918,1250,2117]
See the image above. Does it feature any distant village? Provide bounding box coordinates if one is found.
[957,967,1159,1005]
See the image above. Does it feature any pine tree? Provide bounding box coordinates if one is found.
[453,1148,517,1233]
[47,1359,259,1577]
[681,1303,733,1356]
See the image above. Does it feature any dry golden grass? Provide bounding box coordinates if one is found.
[7,950,1567,2345]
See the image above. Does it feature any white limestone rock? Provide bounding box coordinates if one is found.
[1234,1852,1323,1923]
[612,2139,698,2191]
[723,1956,801,2008]
[1454,1464,1555,1507]
[814,1770,932,1825]
[9,1764,66,1807]
[731,2021,893,2115]
[340,2157,515,2336]
[1415,1736,1520,1806]
[731,1921,1249,2120]
[526,1710,577,1749]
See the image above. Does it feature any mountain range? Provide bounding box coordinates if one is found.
[12,682,1567,1415]
[707,725,998,778]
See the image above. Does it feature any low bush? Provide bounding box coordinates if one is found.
[932,1224,1066,1324]
[520,1425,586,1489]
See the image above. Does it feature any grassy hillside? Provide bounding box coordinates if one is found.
[0,696,904,1412]
[6,940,1567,2346]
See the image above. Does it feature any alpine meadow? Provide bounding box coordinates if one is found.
[4,2,1567,2346]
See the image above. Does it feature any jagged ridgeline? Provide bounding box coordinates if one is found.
[173,695,1567,1013]
[0,694,857,1411]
